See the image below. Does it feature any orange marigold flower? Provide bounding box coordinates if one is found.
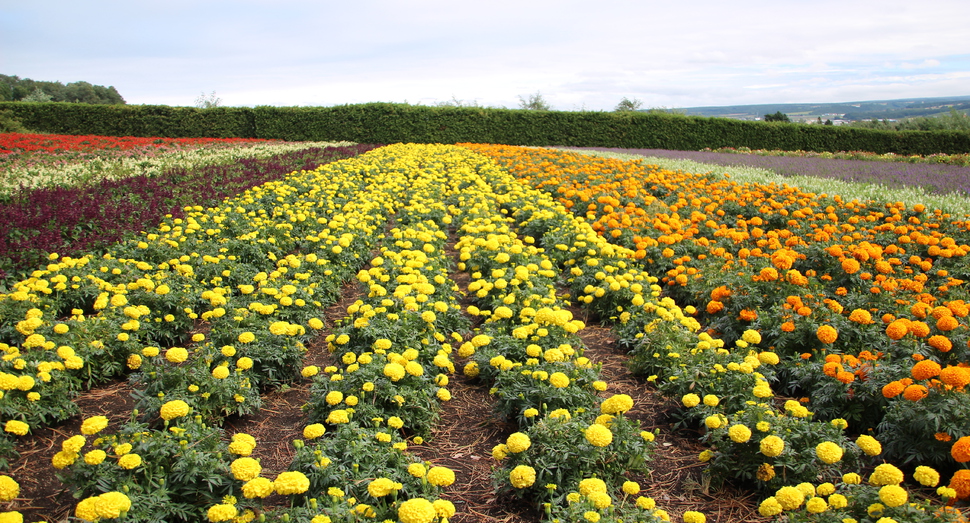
[952,436,970,463]
[823,362,843,377]
[882,381,905,399]
[781,322,796,332]
[937,316,959,331]
[950,469,970,499]
[706,301,724,314]
[841,258,861,274]
[825,354,842,363]
[885,320,909,340]
[903,384,929,401]
[817,325,838,344]
[836,371,855,384]
[928,335,953,353]
[796,306,812,316]
[940,366,970,389]
[849,309,874,324]
[739,309,758,322]
[911,360,942,381]
[909,321,930,337]
[936,432,953,442]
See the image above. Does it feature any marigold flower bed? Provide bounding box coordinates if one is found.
[0,140,968,522]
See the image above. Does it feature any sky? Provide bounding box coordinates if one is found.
[2,0,969,111]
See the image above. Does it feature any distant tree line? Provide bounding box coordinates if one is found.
[848,108,970,132]
[0,74,125,104]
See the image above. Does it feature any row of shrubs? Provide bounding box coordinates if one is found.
[3,102,969,155]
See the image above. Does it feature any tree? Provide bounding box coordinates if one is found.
[195,91,222,109]
[763,111,790,122]
[518,91,551,111]
[21,87,53,103]
[614,97,643,112]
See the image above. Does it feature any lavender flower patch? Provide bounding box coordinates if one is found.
[563,147,970,198]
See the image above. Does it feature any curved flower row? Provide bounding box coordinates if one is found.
[460,144,969,522]
[441,149,687,523]
[5,148,397,521]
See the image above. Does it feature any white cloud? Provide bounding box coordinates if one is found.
[2,0,969,111]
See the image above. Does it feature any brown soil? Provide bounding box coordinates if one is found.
[6,261,766,523]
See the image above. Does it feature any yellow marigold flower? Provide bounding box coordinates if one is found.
[0,475,19,502]
[367,477,402,497]
[843,472,862,484]
[506,432,531,453]
[84,449,106,465]
[62,434,86,454]
[774,486,805,510]
[585,424,613,447]
[587,491,612,509]
[229,458,262,486]
[636,496,656,510]
[118,453,142,469]
[242,477,274,498]
[303,423,325,440]
[384,362,406,382]
[326,409,350,425]
[427,466,455,487]
[92,491,132,518]
[274,471,309,495]
[869,464,904,486]
[879,484,908,507]
[325,391,343,406]
[816,441,844,464]
[702,394,719,407]
[433,499,456,518]
[758,497,783,517]
[236,357,253,370]
[408,463,427,478]
[682,511,706,523]
[829,493,848,509]
[76,497,99,521]
[237,332,256,344]
[856,434,882,456]
[579,477,607,495]
[805,496,828,514]
[549,372,569,388]
[165,347,188,363]
[914,466,940,487]
[698,449,714,462]
[4,420,28,436]
[207,503,238,522]
[160,400,191,421]
[600,393,634,415]
[301,365,319,378]
[705,415,723,430]
[817,482,836,496]
[728,424,752,443]
[681,393,701,408]
[212,365,230,379]
[509,465,536,488]
[622,480,640,496]
[398,498,436,523]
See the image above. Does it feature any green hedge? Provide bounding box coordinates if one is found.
[0,102,255,138]
[3,101,969,154]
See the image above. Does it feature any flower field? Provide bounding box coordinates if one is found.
[0,138,968,522]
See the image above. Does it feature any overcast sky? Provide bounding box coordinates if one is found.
[2,0,968,111]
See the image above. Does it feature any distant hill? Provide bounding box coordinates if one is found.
[672,95,970,122]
